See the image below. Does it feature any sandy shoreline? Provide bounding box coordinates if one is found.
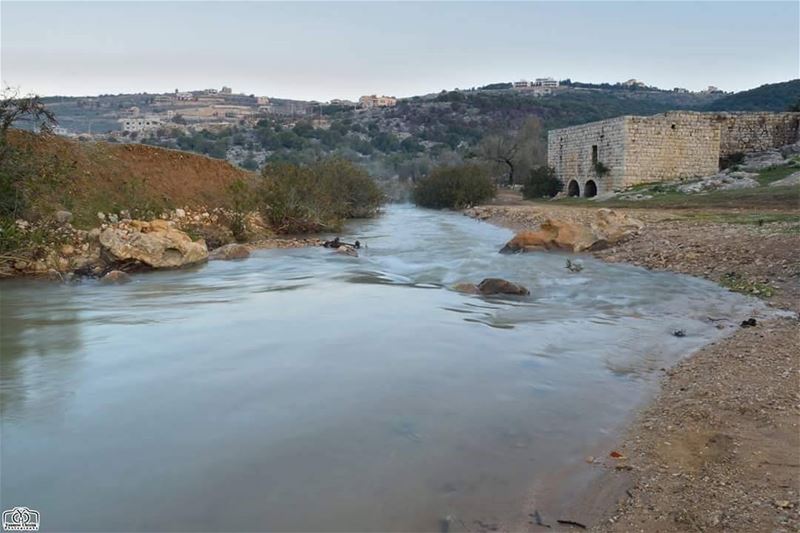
[465,201,800,532]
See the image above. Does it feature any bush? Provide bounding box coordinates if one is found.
[412,164,495,209]
[258,158,384,233]
[522,166,562,199]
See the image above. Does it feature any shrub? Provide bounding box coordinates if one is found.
[522,166,562,199]
[412,164,495,209]
[593,161,610,176]
[258,158,384,233]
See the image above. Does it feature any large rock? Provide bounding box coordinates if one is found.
[477,278,530,296]
[99,221,208,269]
[500,209,643,253]
[740,150,787,171]
[209,243,250,260]
[453,279,530,296]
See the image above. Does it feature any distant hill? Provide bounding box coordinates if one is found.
[34,80,799,179]
[701,79,800,112]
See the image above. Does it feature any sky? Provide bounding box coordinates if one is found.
[1,1,798,100]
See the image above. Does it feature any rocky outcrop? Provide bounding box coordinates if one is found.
[769,171,800,188]
[209,243,250,260]
[500,209,643,253]
[454,278,530,296]
[99,221,208,269]
[740,149,789,172]
[677,172,759,194]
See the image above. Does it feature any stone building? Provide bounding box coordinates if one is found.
[547,111,800,197]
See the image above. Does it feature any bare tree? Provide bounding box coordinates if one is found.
[0,87,57,153]
[476,117,546,186]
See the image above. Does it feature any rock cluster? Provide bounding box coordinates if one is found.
[500,209,644,253]
[676,171,760,194]
[99,220,208,269]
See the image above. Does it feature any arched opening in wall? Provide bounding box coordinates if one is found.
[567,180,580,197]
[584,180,598,198]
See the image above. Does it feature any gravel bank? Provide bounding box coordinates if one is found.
[465,203,800,532]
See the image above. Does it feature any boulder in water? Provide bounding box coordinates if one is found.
[452,282,480,294]
[477,278,530,296]
[209,243,250,260]
[334,245,358,257]
[101,270,131,284]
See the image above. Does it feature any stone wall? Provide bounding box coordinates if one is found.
[717,112,800,157]
[547,117,626,196]
[621,112,720,186]
[548,111,800,196]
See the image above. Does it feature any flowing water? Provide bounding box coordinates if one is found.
[0,205,765,532]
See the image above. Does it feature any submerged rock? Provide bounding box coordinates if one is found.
[209,243,250,260]
[477,278,530,296]
[101,270,131,284]
[334,245,358,257]
[500,209,643,253]
[452,282,480,294]
[99,221,208,269]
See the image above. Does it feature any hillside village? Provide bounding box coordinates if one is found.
[38,77,754,173]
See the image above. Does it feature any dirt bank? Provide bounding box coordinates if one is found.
[466,197,800,532]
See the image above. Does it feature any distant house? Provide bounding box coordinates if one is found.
[220,86,233,95]
[358,95,397,108]
[256,96,270,106]
[119,116,163,133]
[534,77,559,88]
[512,80,531,90]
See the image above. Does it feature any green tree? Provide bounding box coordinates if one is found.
[412,163,495,209]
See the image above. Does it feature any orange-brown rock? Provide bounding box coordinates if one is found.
[500,209,643,253]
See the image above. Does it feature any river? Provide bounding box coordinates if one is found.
[0,205,764,532]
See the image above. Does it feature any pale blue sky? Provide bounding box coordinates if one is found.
[2,1,798,99]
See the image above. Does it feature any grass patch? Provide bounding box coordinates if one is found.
[755,163,798,186]
[676,212,800,225]
[719,272,775,298]
[547,184,798,210]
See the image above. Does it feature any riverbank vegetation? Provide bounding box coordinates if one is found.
[521,166,562,199]
[257,158,384,233]
[412,163,495,209]
[0,92,386,273]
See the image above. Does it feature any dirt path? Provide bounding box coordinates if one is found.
[466,197,800,532]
